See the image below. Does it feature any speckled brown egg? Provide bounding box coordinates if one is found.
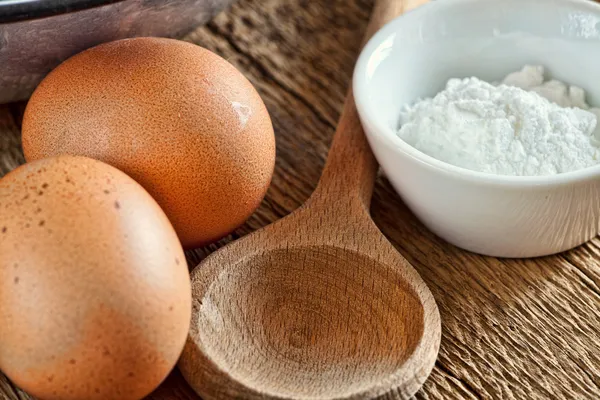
[22,37,276,249]
[0,156,191,400]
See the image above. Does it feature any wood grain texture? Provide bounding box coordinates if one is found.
[1,0,600,399]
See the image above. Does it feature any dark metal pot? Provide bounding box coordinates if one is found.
[0,0,235,103]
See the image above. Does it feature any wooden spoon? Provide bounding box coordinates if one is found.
[178,0,440,399]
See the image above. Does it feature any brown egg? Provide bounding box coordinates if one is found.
[0,156,191,400]
[22,37,276,249]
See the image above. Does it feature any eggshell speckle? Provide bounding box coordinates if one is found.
[0,156,191,400]
[22,37,276,248]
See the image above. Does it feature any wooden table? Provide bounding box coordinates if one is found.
[1,0,600,399]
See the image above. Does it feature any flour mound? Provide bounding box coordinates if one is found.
[397,66,600,176]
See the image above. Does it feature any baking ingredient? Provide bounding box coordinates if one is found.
[21,37,276,248]
[0,156,191,400]
[397,65,600,176]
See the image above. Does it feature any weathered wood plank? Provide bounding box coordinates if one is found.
[2,0,600,399]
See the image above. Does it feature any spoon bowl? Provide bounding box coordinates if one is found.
[182,242,428,399]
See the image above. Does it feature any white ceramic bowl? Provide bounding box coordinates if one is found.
[354,0,600,258]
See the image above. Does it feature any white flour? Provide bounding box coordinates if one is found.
[397,65,600,176]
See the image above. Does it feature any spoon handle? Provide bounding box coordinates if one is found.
[366,0,428,44]
[310,0,429,210]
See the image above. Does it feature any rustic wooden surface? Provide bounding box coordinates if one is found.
[1,0,599,399]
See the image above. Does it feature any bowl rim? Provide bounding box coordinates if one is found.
[0,0,124,24]
[353,0,600,188]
